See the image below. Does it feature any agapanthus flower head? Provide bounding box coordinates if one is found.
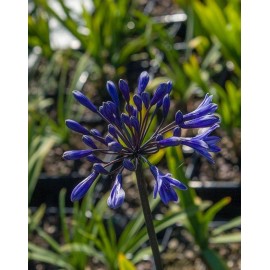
[63,71,220,208]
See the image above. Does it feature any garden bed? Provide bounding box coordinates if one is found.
[29,212,240,270]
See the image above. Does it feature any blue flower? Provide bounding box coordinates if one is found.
[107,174,125,209]
[150,166,187,204]
[158,124,220,164]
[63,71,221,208]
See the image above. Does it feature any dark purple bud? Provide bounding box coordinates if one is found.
[73,90,97,113]
[106,101,118,115]
[63,149,92,160]
[121,113,131,126]
[167,81,173,94]
[175,110,183,125]
[99,105,105,115]
[105,135,114,144]
[173,127,181,137]
[156,99,163,108]
[90,129,102,137]
[158,137,181,147]
[82,135,97,149]
[130,116,140,133]
[108,141,123,152]
[108,124,118,138]
[89,129,106,144]
[181,115,220,129]
[71,172,99,201]
[141,92,150,108]
[119,79,130,102]
[123,158,135,171]
[162,94,170,118]
[86,154,103,163]
[65,119,90,135]
[125,104,135,115]
[93,163,109,174]
[103,102,115,115]
[150,83,168,106]
[106,81,119,107]
[138,71,150,95]
[156,134,163,141]
[132,107,138,118]
[133,94,143,111]
[100,101,118,123]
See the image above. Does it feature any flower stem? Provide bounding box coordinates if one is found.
[135,160,163,270]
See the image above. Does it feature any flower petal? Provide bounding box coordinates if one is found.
[93,163,109,174]
[82,135,97,149]
[159,183,178,204]
[86,154,103,163]
[108,141,123,152]
[133,94,143,111]
[62,149,92,160]
[119,79,130,102]
[123,158,135,171]
[163,176,187,190]
[162,94,170,118]
[65,120,90,135]
[71,172,99,201]
[138,71,150,95]
[73,90,97,113]
[158,137,181,147]
[106,81,119,107]
[181,115,220,129]
[175,111,183,125]
[150,83,168,106]
[141,92,150,108]
[107,174,125,209]
[150,166,162,195]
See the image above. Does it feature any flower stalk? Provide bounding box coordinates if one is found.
[135,160,163,270]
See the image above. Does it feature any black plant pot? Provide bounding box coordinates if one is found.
[30,173,240,221]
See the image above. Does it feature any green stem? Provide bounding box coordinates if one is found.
[135,160,163,270]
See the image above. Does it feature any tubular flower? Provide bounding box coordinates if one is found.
[63,71,221,208]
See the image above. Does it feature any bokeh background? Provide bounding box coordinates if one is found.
[28,0,241,269]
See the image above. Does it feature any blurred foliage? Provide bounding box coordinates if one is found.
[29,0,241,269]
[28,95,59,203]
[166,147,240,269]
[29,181,240,269]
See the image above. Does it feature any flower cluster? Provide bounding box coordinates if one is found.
[63,71,220,208]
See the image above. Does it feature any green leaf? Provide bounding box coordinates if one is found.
[28,243,74,270]
[212,216,241,236]
[203,197,231,227]
[60,243,105,263]
[28,204,46,232]
[59,189,70,243]
[209,232,241,244]
[36,227,62,254]
[201,248,229,270]
[28,135,57,202]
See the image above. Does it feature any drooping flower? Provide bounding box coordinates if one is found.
[150,166,187,204]
[63,71,220,208]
